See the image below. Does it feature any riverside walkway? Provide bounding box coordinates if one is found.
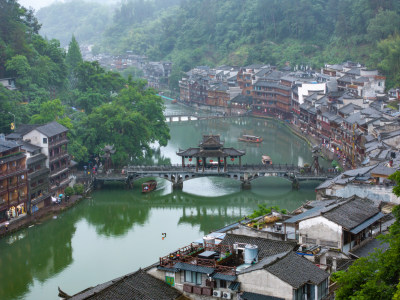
[94,163,338,190]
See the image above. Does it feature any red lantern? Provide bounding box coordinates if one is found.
[231,158,234,161]
[220,160,223,163]
[189,158,192,161]
[210,159,213,162]
[199,160,202,163]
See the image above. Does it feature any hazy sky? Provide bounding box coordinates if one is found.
[18,0,118,11]
[18,0,60,11]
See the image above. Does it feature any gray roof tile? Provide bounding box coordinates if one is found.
[265,252,329,288]
[36,121,68,137]
[68,269,183,300]
[222,234,297,260]
[322,198,379,230]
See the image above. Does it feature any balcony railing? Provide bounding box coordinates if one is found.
[49,138,68,149]
[49,151,69,162]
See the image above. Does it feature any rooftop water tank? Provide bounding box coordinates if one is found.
[244,244,258,264]
[203,236,215,247]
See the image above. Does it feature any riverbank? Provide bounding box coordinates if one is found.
[0,195,84,238]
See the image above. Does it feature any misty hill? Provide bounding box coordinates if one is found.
[36,0,115,47]
[36,0,400,87]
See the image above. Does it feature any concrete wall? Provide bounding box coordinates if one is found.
[238,269,293,300]
[230,224,285,241]
[299,216,342,248]
[23,130,49,167]
[298,82,326,104]
[333,184,400,205]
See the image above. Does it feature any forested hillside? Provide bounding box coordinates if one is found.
[36,0,114,47]
[1,0,170,166]
[35,0,400,88]
[103,0,400,67]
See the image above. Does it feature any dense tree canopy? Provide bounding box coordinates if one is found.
[0,0,170,166]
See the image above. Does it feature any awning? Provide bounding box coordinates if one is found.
[229,281,240,291]
[211,272,237,281]
[350,212,385,234]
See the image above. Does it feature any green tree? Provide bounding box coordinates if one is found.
[367,9,400,41]
[66,36,83,76]
[374,35,400,89]
[30,99,72,128]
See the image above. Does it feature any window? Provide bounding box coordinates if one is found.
[43,138,47,144]
[220,279,227,288]
[184,271,202,285]
[318,279,328,299]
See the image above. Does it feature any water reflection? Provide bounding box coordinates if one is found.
[0,211,78,300]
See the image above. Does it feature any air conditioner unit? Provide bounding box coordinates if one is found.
[223,292,232,299]
[213,290,222,297]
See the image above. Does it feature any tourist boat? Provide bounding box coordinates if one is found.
[238,135,263,143]
[142,180,157,193]
[171,99,177,104]
[262,155,272,165]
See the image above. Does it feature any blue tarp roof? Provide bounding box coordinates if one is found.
[350,212,385,234]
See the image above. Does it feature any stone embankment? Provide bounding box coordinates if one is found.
[0,195,83,238]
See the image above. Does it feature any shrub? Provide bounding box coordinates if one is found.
[64,186,74,197]
[73,183,85,195]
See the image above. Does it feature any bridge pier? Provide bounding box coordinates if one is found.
[172,182,183,190]
[292,178,300,190]
[241,181,251,190]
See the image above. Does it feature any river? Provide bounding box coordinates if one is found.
[0,100,324,300]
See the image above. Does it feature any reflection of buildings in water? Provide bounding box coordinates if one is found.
[82,199,151,237]
[0,215,77,300]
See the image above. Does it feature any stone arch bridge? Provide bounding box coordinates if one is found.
[94,164,338,190]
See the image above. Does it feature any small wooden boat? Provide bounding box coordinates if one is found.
[262,155,272,165]
[238,135,263,143]
[142,180,157,193]
[171,99,177,104]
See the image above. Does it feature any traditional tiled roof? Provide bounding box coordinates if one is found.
[0,139,19,153]
[36,121,68,137]
[322,198,379,230]
[350,234,389,258]
[5,124,39,140]
[67,269,184,300]
[222,234,297,260]
[265,252,329,289]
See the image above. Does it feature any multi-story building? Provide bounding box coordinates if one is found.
[22,122,70,196]
[0,140,28,222]
[7,122,71,197]
[17,141,50,214]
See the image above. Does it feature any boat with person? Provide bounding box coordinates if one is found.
[262,155,272,165]
[142,180,157,193]
[238,135,263,143]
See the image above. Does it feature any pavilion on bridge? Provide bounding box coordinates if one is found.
[176,135,245,172]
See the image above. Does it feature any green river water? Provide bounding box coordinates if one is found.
[0,101,325,300]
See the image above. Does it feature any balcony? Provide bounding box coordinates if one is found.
[49,151,69,163]
[0,168,27,180]
[49,138,68,149]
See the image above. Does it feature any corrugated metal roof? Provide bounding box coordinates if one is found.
[211,273,236,281]
[229,281,240,291]
[173,262,215,274]
[349,212,385,234]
